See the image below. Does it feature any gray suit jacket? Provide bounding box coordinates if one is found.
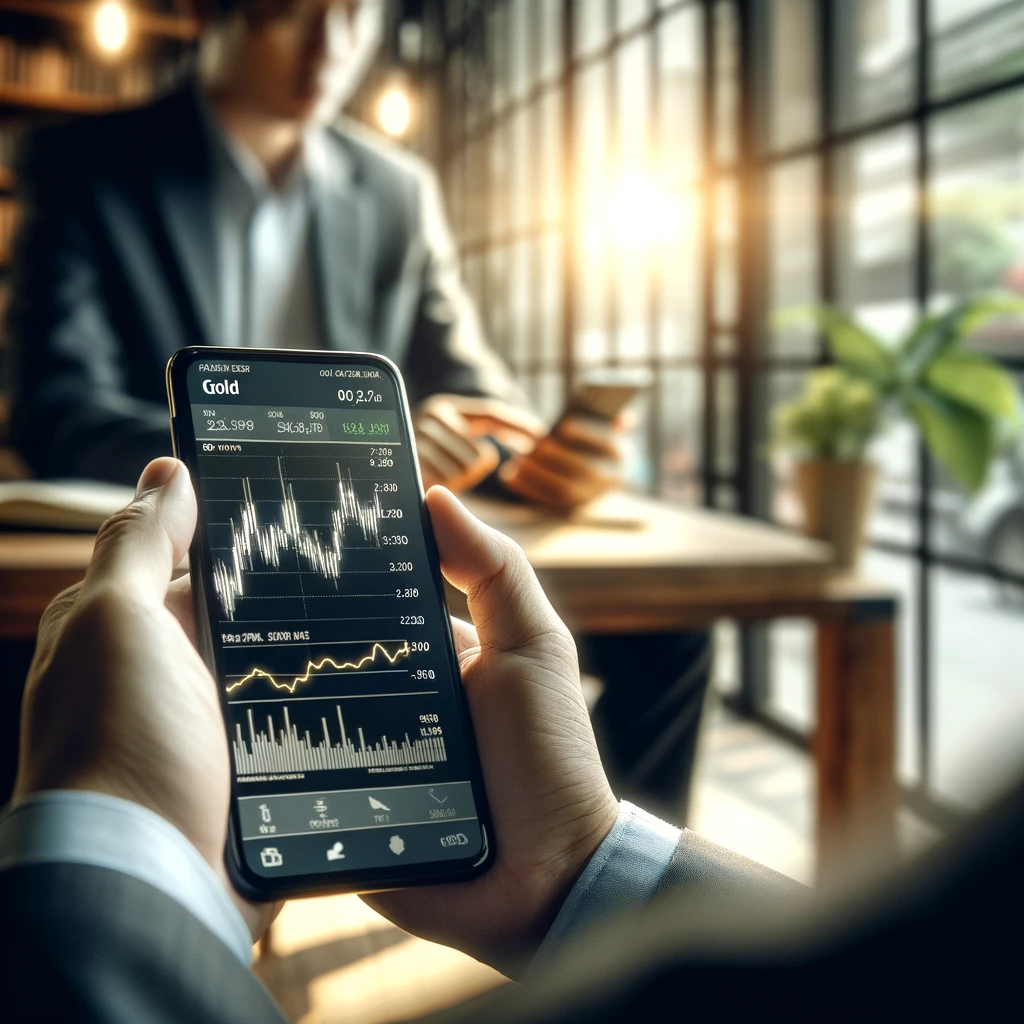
[7,85,522,484]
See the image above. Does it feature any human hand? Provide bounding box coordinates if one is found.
[414,394,543,493]
[13,457,279,941]
[362,487,619,979]
[500,414,623,509]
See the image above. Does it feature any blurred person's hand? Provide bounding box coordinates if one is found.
[414,394,543,492]
[362,486,618,978]
[500,413,623,509]
[12,458,279,941]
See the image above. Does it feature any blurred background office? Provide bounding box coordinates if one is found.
[0,1,1022,1021]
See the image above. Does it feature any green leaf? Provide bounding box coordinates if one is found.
[773,306,894,383]
[956,293,1024,338]
[925,350,1021,423]
[901,293,1024,382]
[909,391,994,494]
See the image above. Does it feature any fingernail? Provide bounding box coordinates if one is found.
[136,458,179,496]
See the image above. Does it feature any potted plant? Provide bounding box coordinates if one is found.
[772,294,1024,569]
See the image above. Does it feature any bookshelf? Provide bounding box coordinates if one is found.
[0,1,197,41]
[0,1,195,453]
[0,82,137,114]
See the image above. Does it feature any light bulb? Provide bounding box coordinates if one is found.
[95,1,129,55]
[377,87,412,138]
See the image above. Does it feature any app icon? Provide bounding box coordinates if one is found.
[388,835,406,856]
[368,795,391,811]
[440,833,469,848]
[326,841,345,862]
[260,847,283,868]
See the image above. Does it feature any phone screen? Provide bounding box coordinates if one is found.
[168,349,489,894]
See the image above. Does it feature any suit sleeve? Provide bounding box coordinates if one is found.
[399,163,530,411]
[7,130,170,483]
[655,827,805,904]
[1,863,286,1024]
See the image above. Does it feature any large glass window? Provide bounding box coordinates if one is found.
[431,0,1024,822]
[754,0,1024,816]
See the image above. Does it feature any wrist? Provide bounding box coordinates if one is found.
[498,792,620,979]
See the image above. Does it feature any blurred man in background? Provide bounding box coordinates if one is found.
[6,0,709,814]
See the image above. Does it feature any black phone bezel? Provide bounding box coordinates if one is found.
[166,346,495,900]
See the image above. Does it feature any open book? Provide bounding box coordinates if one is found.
[0,479,135,530]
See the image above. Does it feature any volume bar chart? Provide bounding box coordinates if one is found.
[234,704,448,775]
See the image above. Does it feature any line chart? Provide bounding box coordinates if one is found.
[225,641,412,696]
[212,457,382,620]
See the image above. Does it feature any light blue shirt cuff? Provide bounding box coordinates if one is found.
[531,800,680,972]
[0,791,253,966]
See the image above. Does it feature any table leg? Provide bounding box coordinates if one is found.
[815,601,897,883]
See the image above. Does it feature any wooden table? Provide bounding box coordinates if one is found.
[0,492,897,880]
[459,493,898,880]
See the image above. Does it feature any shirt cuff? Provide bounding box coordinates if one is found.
[530,800,681,973]
[0,791,253,966]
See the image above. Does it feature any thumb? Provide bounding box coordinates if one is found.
[425,486,567,653]
[83,458,196,602]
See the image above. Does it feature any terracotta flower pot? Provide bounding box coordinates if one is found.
[794,460,877,571]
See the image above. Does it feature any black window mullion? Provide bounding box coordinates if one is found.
[560,0,578,402]
[734,0,761,519]
[699,0,717,507]
[526,0,541,384]
[646,0,663,494]
[913,0,933,797]
[818,0,836,312]
[607,0,621,368]
[470,10,491,323]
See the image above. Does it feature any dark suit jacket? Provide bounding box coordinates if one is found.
[8,85,522,484]
[5,781,1022,1021]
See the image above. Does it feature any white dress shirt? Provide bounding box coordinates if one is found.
[202,104,329,352]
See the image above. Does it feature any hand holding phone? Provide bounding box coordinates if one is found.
[499,376,647,509]
[413,394,543,493]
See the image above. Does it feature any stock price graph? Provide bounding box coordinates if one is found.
[212,457,386,621]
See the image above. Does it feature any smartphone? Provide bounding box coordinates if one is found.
[166,347,494,900]
[551,372,651,434]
